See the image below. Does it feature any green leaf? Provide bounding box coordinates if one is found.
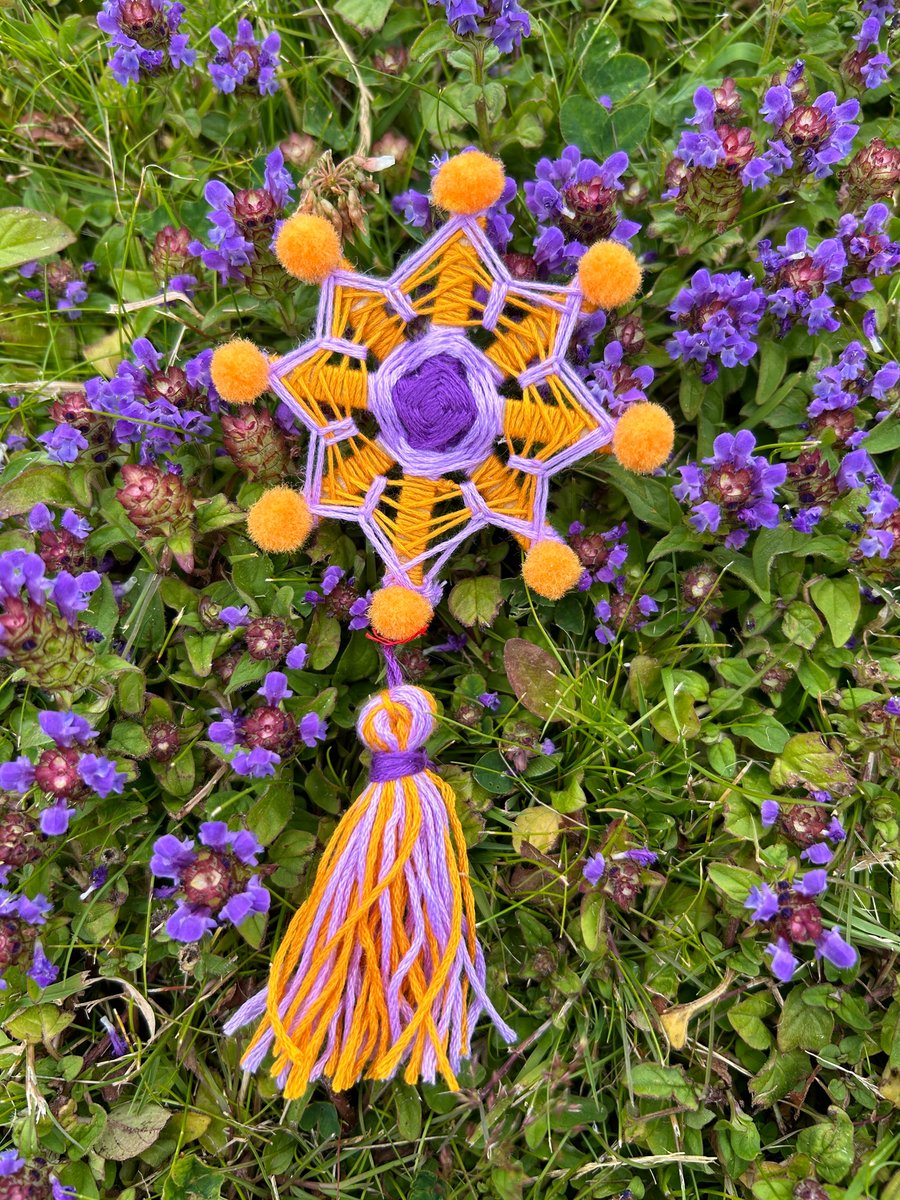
[394,1084,423,1141]
[603,461,683,530]
[559,97,650,159]
[809,576,860,648]
[731,714,791,753]
[162,1156,225,1200]
[650,690,700,742]
[503,639,565,721]
[0,464,80,517]
[6,1004,75,1044]
[247,781,293,845]
[770,733,853,795]
[580,25,621,94]
[679,371,705,420]
[307,608,342,671]
[448,576,502,627]
[593,53,651,102]
[862,419,900,454]
[631,1062,699,1110]
[778,988,835,1052]
[0,206,76,270]
[473,750,516,795]
[754,341,788,405]
[105,720,151,759]
[707,863,760,903]
[512,806,561,853]
[749,1049,810,1107]
[796,1107,855,1183]
[781,600,823,650]
[752,526,810,596]
[334,0,393,32]
[95,1102,170,1161]
[728,993,776,1051]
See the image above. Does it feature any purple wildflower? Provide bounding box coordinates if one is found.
[667,269,766,379]
[429,0,530,52]
[207,18,281,95]
[219,605,249,631]
[188,149,294,284]
[0,757,36,793]
[525,146,638,273]
[837,204,900,296]
[583,852,606,885]
[743,872,858,982]
[585,341,654,417]
[757,226,846,335]
[298,713,328,748]
[673,430,786,549]
[37,423,89,464]
[742,62,860,187]
[96,0,195,87]
[38,711,96,747]
[208,714,241,751]
[286,643,308,669]
[27,941,59,987]
[478,692,500,711]
[258,670,292,706]
[151,821,269,942]
[49,570,101,624]
[231,747,280,778]
[77,754,127,798]
[40,800,72,837]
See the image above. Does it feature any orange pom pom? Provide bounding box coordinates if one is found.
[578,241,642,310]
[369,586,434,642]
[612,403,675,474]
[431,151,506,215]
[210,339,270,403]
[246,487,313,553]
[522,541,582,601]
[274,213,342,283]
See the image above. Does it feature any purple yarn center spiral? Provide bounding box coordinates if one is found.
[390,354,477,452]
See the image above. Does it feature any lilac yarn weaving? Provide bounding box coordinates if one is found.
[391,354,477,452]
[369,750,431,781]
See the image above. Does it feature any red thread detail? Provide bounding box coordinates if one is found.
[366,624,429,647]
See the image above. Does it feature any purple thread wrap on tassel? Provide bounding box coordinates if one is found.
[370,750,431,781]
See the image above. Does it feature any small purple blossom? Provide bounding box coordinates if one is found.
[209,714,241,751]
[77,754,127,798]
[207,18,280,95]
[673,430,786,547]
[286,643,308,669]
[40,799,72,837]
[39,710,96,747]
[667,269,766,377]
[258,670,292,706]
[478,692,500,711]
[0,756,36,793]
[743,871,858,982]
[220,605,250,629]
[96,0,195,87]
[583,852,606,885]
[37,423,89,464]
[298,713,328,748]
[27,941,59,987]
[231,747,280,778]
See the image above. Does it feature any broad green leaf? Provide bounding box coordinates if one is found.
[707,863,760,903]
[162,1154,225,1200]
[728,993,776,1051]
[796,1107,854,1183]
[749,1049,810,1107]
[781,600,823,650]
[651,690,700,742]
[593,52,651,102]
[95,1102,170,1161]
[770,733,853,795]
[809,576,860,648]
[754,341,788,405]
[448,576,502,627]
[631,1062,699,1110]
[512,806,561,854]
[0,465,81,517]
[778,988,835,1051]
[503,639,565,721]
[334,0,393,32]
[0,206,75,270]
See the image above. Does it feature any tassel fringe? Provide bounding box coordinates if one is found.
[224,683,515,1095]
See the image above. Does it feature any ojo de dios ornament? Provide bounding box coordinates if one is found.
[214,149,674,1095]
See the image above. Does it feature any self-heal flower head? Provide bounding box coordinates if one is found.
[38,710,96,747]
[667,269,766,380]
[837,204,900,296]
[151,821,269,942]
[428,0,531,53]
[77,754,127,799]
[757,226,846,336]
[96,0,195,87]
[742,63,860,187]
[525,146,638,273]
[744,871,858,982]
[207,18,281,95]
[585,341,654,418]
[673,430,786,549]
[189,149,294,284]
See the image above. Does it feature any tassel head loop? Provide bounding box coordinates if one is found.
[223,680,515,1097]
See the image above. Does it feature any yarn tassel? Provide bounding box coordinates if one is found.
[224,659,515,1095]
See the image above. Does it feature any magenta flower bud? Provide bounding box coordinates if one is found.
[712,77,743,120]
[781,104,830,149]
[0,810,40,872]
[242,706,296,754]
[220,406,292,482]
[232,187,279,234]
[245,616,293,662]
[372,44,408,75]
[559,176,620,242]
[681,562,720,610]
[116,464,194,535]
[144,365,193,407]
[279,132,318,170]
[34,746,83,798]
[150,224,196,282]
[147,721,180,763]
[181,848,234,911]
[718,125,755,170]
[372,130,412,167]
[606,860,644,911]
[606,311,646,356]
[843,138,900,208]
[502,253,538,281]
